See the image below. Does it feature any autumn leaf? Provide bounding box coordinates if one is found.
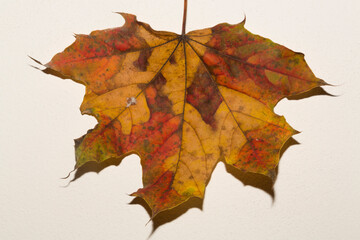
[37,1,326,217]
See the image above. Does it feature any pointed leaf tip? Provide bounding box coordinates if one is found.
[241,13,246,25]
[116,12,137,25]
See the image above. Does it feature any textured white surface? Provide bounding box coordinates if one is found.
[1,0,359,239]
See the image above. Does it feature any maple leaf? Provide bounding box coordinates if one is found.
[38,1,326,217]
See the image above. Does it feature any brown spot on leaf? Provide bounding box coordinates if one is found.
[169,54,177,65]
[144,73,174,114]
[133,49,152,71]
[186,69,222,129]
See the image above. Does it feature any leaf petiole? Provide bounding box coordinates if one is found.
[182,0,188,35]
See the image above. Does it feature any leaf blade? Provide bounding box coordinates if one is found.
[42,13,326,218]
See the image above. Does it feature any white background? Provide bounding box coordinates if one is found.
[1,0,360,239]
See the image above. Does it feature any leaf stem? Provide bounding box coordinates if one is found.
[182,0,188,35]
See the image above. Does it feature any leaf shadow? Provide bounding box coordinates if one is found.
[66,154,204,236]
[129,196,203,237]
[224,137,299,201]
[127,138,299,235]
[63,137,300,232]
[63,155,129,185]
